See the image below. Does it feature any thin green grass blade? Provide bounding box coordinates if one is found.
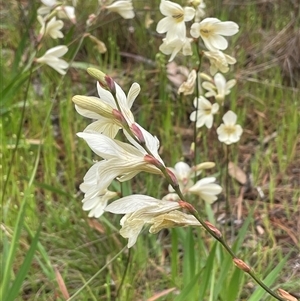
[248,252,290,301]
[174,270,202,301]
[0,199,27,298]
[183,228,195,286]
[171,229,179,283]
[224,266,244,301]
[4,224,42,301]
[198,241,218,300]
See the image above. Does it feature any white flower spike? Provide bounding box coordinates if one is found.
[190,96,219,129]
[190,18,239,51]
[106,0,135,19]
[157,0,195,40]
[36,45,69,75]
[217,110,243,145]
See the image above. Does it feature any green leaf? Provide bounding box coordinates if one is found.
[5,224,42,301]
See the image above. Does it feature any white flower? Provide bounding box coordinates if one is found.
[37,16,64,39]
[76,131,163,192]
[56,6,76,23]
[167,161,215,194]
[203,50,236,75]
[202,73,236,103]
[74,81,140,138]
[149,210,201,233]
[157,0,195,40]
[217,110,243,145]
[106,0,135,19]
[190,96,219,128]
[79,161,118,218]
[37,0,57,15]
[188,177,222,203]
[105,195,181,247]
[190,18,239,51]
[159,36,193,62]
[178,69,197,95]
[36,45,69,75]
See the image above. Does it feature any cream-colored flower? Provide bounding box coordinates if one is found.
[73,80,140,138]
[159,36,193,62]
[76,131,163,192]
[167,161,215,194]
[203,50,236,75]
[36,45,68,75]
[79,161,118,218]
[37,16,64,39]
[190,96,219,128]
[105,195,181,247]
[202,73,236,103]
[56,6,76,23]
[37,0,57,15]
[157,0,195,40]
[190,18,239,51]
[217,110,243,144]
[188,177,222,203]
[149,210,201,233]
[178,69,197,95]
[106,0,135,19]
[188,0,206,22]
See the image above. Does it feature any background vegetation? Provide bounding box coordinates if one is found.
[1,0,299,300]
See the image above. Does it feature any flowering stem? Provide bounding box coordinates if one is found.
[188,209,285,301]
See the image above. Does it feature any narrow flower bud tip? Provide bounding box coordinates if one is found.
[87,68,115,92]
[194,162,215,171]
[144,154,163,168]
[112,109,126,124]
[277,288,298,301]
[233,258,251,273]
[178,200,197,214]
[72,95,114,119]
[131,123,145,143]
[205,221,222,238]
[166,168,178,186]
[200,72,213,82]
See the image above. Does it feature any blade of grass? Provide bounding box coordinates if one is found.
[4,224,42,301]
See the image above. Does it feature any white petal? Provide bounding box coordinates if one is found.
[223,110,237,125]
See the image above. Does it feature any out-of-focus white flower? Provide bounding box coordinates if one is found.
[105,194,181,247]
[106,0,135,19]
[56,6,76,23]
[38,0,76,23]
[79,161,118,218]
[167,161,215,193]
[190,18,239,51]
[189,0,206,22]
[37,16,64,39]
[157,0,195,40]
[190,96,219,128]
[178,69,197,95]
[202,73,236,103]
[73,80,140,138]
[76,131,163,192]
[188,177,222,203]
[159,36,193,62]
[203,51,236,75]
[36,45,69,75]
[217,110,243,145]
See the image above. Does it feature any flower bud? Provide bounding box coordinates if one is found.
[194,162,215,172]
[277,288,298,301]
[205,221,222,238]
[166,168,178,187]
[144,154,163,168]
[72,95,114,119]
[87,68,115,93]
[233,258,250,273]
